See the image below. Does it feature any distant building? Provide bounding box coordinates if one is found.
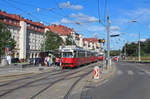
[83,38,101,52]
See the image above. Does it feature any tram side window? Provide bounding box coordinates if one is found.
[62,52,73,58]
[74,52,78,58]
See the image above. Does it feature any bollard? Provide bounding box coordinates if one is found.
[94,66,100,79]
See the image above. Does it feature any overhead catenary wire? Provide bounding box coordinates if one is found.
[104,0,107,23]
[3,0,51,25]
[97,0,101,23]
[5,0,70,19]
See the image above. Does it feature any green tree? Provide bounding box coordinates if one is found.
[0,22,16,59]
[44,31,63,50]
[110,50,120,56]
[66,35,76,45]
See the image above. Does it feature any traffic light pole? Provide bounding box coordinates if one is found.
[106,11,110,69]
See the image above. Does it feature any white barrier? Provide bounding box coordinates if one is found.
[94,66,100,79]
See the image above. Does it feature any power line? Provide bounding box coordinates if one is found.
[97,0,101,23]
[3,0,50,24]
[104,0,107,23]
[6,0,70,19]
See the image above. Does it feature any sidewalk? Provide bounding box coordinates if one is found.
[0,64,61,77]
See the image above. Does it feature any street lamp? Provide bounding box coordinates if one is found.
[132,19,141,62]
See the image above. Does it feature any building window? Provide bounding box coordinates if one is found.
[14,21,17,25]
[32,26,34,29]
[27,24,30,27]
[4,19,7,22]
[8,19,12,23]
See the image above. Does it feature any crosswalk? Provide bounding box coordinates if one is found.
[116,70,150,76]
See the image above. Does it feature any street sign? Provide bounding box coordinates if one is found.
[110,34,120,37]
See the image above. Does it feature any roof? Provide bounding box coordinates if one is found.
[0,10,45,28]
[47,24,73,36]
[0,11,23,21]
[83,38,99,43]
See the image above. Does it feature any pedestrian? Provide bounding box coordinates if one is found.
[50,56,53,66]
[59,57,62,67]
[55,57,60,66]
[44,56,48,66]
[47,56,50,67]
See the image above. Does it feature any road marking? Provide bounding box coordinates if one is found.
[127,70,134,75]
[117,70,123,75]
[145,71,150,75]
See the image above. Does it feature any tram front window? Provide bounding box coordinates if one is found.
[62,52,73,58]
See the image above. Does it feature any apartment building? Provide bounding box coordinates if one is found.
[83,38,101,52]
[0,10,45,60]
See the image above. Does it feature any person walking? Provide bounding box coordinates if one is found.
[55,57,60,66]
[47,56,50,67]
[44,56,48,66]
[50,56,53,66]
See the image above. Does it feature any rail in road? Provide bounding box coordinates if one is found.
[0,62,99,99]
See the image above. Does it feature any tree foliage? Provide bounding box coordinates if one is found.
[122,38,150,56]
[45,31,63,50]
[0,22,16,58]
[66,35,76,45]
[110,50,120,56]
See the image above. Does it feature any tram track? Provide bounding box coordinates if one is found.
[0,62,98,98]
[63,70,93,99]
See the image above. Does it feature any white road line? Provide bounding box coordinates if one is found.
[117,70,123,75]
[145,71,150,75]
[127,70,134,75]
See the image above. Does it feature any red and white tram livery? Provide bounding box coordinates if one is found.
[60,46,98,68]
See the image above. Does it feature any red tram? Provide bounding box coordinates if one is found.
[60,46,98,68]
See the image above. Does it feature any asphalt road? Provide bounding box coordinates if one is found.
[88,62,150,99]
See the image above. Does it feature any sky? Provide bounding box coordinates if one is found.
[0,0,150,50]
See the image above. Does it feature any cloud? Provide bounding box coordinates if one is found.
[126,8,150,22]
[140,38,146,42]
[61,18,72,24]
[86,25,105,32]
[58,1,70,8]
[148,25,150,29]
[70,5,83,10]
[58,1,83,10]
[114,18,129,25]
[129,33,137,37]
[70,13,99,22]
[110,26,120,31]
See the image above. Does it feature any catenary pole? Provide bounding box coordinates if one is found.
[106,11,110,69]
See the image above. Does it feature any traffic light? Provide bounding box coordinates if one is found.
[102,39,105,43]
[98,39,105,43]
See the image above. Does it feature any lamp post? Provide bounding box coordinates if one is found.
[106,11,111,69]
[132,20,141,62]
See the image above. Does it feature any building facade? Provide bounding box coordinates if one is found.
[0,10,45,60]
[83,38,101,52]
